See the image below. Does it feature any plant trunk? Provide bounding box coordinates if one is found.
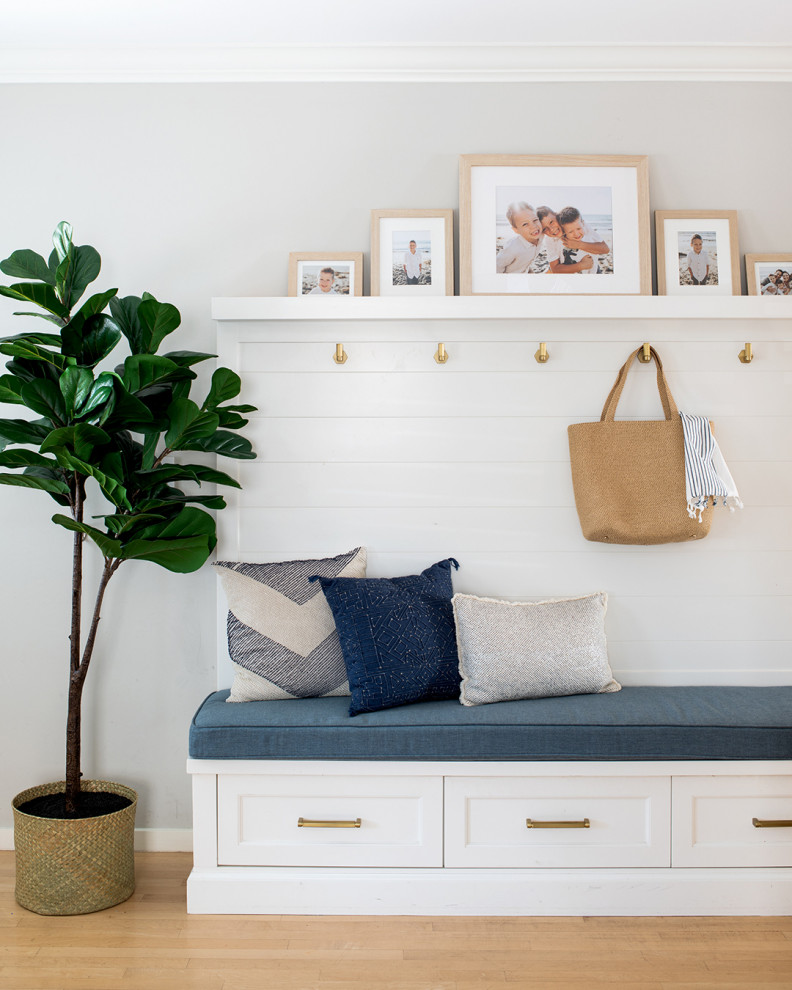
[64,557,119,815]
[64,673,83,815]
[64,475,120,817]
[65,476,85,816]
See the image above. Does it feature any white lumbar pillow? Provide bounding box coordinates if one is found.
[452,591,621,707]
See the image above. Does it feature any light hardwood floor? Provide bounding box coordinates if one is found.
[1,852,791,989]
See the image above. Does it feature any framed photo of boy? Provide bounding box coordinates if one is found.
[745,254,792,296]
[459,154,650,296]
[288,252,364,297]
[370,209,454,297]
[655,211,740,296]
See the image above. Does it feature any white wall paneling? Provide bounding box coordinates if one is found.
[214,303,792,690]
[3,76,792,835]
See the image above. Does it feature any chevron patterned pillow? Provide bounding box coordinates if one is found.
[214,548,367,701]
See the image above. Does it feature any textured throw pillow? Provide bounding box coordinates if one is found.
[312,558,461,716]
[214,547,367,702]
[453,591,621,706]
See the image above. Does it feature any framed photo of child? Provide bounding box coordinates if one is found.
[655,211,740,296]
[459,154,650,296]
[745,254,792,296]
[288,252,364,297]
[370,209,454,296]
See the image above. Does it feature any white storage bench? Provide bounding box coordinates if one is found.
[187,685,792,915]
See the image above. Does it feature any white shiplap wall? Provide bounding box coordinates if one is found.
[214,300,792,690]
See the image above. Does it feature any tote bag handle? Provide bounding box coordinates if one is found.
[600,345,679,423]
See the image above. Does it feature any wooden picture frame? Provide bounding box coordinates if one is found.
[744,253,792,296]
[370,209,454,297]
[288,252,363,297]
[655,211,740,296]
[459,154,650,296]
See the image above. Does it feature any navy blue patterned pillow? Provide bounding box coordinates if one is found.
[310,558,461,716]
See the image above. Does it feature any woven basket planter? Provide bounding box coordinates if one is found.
[12,779,137,916]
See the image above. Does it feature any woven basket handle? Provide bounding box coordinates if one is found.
[600,346,679,422]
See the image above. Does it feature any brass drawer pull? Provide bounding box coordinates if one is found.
[526,818,590,829]
[297,817,361,829]
[752,817,792,828]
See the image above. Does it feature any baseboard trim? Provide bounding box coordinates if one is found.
[0,827,193,853]
[187,866,792,916]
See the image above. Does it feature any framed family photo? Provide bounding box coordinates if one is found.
[288,252,363,297]
[370,209,454,296]
[655,211,740,296]
[745,254,792,296]
[459,154,650,296]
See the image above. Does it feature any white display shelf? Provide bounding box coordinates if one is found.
[212,295,792,322]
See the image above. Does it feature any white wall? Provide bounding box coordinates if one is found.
[0,81,790,830]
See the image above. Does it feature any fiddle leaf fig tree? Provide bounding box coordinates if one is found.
[0,222,256,816]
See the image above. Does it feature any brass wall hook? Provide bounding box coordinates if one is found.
[333,343,347,365]
[638,342,652,363]
[739,342,754,364]
[434,343,449,364]
[534,342,549,364]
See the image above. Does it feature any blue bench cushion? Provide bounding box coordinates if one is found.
[189,685,792,762]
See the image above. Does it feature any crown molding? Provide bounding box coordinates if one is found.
[1,43,791,83]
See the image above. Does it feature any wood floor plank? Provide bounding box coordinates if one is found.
[1,853,791,990]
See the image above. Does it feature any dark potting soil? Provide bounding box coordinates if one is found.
[18,791,133,820]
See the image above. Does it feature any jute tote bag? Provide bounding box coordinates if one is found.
[568,345,713,545]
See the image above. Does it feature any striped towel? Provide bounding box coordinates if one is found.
[680,413,743,521]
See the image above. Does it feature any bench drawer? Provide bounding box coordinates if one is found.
[672,776,792,867]
[217,774,443,867]
[445,776,670,868]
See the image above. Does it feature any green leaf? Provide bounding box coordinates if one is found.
[135,463,241,490]
[177,429,256,459]
[40,423,110,460]
[0,375,24,405]
[0,472,70,495]
[164,398,220,448]
[98,377,154,430]
[203,368,241,410]
[0,339,67,372]
[97,511,168,536]
[59,367,94,416]
[4,357,60,386]
[108,295,143,352]
[21,466,71,506]
[0,283,69,322]
[217,403,257,413]
[118,534,212,573]
[0,249,56,285]
[54,450,130,508]
[51,222,73,264]
[52,513,122,558]
[61,245,101,308]
[6,311,65,327]
[79,371,116,420]
[0,331,63,347]
[0,449,60,469]
[61,291,120,364]
[137,296,181,353]
[78,315,122,367]
[19,379,67,423]
[121,354,194,394]
[0,418,52,446]
[171,378,192,402]
[131,504,216,541]
[117,505,216,572]
[215,409,249,430]
[162,350,216,367]
[141,432,159,470]
[153,492,227,510]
